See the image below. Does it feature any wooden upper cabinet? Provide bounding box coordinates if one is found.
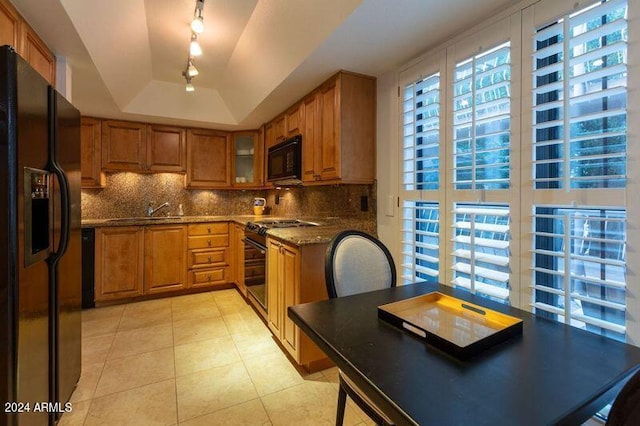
[265,122,276,150]
[301,71,376,184]
[20,25,55,85]
[0,0,20,50]
[319,79,340,181]
[186,128,231,188]
[1,0,55,85]
[232,131,262,188]
[147,125,186,172]
[101,120,186,173]
[302,94,321,183]
[80,117,105,188]
[271,114,286,146]
[101,120,147,171]
[285,103,303,137]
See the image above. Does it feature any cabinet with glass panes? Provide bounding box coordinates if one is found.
[232,131,262,188]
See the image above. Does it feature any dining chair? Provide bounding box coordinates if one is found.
[607,369,640,425]
[325,230,396,426]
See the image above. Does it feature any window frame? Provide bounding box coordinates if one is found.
[394,0,640,345]
[398,15,523,305]
[520,0,638,344]
[443,15,523,305]
[398,51,447,286]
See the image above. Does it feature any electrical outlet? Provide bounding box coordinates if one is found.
[385,195,395,217]
[360,196,368,212]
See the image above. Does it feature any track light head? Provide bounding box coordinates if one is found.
[190,35,202,56]
[191,16,204,34]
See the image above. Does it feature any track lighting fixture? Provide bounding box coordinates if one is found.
[191,0,204,33]
[189,34,202,56]
[182,0,205,92]
[187,60,198,77]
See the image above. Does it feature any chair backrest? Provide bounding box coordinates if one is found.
[325,230,396,299]
[607,369,640,426]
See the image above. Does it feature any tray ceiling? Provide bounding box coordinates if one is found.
[10,0,516,129]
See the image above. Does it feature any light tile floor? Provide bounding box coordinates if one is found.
[60,289,374,426]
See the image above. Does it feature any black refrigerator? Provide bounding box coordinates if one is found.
[0,45,81,426]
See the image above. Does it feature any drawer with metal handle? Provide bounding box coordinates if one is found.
[188,267,228,288]
[187,222,228,236]
[188,248,228,268]
[187,234,229,249]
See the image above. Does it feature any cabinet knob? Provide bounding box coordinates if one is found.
[207,227,211,233]
[207,275,211,281]
[208,256,212,262]
[207,239,212,246]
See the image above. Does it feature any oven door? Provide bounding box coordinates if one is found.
[267,135,302,183]
[243,235,267,313]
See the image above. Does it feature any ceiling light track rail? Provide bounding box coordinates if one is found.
[183,0,205,92]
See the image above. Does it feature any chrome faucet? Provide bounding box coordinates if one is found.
[147,202,169,217]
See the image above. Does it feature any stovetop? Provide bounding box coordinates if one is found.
[246,219,319,236]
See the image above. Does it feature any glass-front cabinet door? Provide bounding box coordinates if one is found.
[232,131,262,188]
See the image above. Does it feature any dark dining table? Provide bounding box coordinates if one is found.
[288,282,640,425]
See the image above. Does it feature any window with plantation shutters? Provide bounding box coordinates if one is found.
[527,0,630,350]
[401,201,439,284]
[453,43,511,190]
[532,0,627,189]
[400,64,443,286]
[532,207,626,341]
[403,73,440,191]
[395,0,639,365]
[451,204,510,301]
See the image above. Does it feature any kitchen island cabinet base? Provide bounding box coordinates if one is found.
[267,238,329,371]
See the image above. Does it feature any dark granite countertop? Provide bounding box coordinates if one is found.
[81,215,375,246]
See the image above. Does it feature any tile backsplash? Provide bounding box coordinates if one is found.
[264,185,376,220]
[81,172,376,221]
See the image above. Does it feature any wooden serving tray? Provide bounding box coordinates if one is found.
[378,292,523,360]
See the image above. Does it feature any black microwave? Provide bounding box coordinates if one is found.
[267,135,302,185]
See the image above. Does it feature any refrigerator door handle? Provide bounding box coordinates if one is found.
[49,163,70,260]
[48,88,70,263]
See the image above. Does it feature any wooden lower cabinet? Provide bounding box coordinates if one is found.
[188,267,228,288]
[231,223,246,296]
[144,225,187,294]
[266,237,328,369]
[95,223,233,302]
[187,222,230,289]
[95,227,145,302]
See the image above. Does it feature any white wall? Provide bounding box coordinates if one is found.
[375,71,399,259]
[55,55,72,101]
